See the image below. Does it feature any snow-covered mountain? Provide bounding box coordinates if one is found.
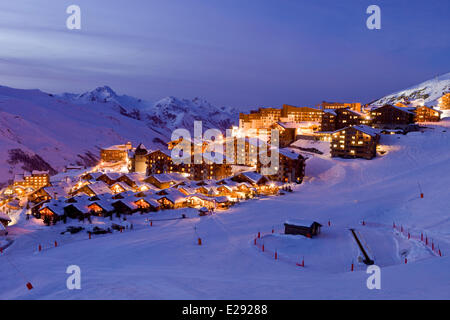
[373,72,450,107]
[59,86,239,136]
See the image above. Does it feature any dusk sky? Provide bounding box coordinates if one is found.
[0,0,449,108]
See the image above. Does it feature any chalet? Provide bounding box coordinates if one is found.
[80,172,102,181]
[97,172,121,186]
[110,182,133,194]
[145,174,178,189]
[29,186,68,203]
[86,200,115,216]
[133,197,161,212]
[320,109,337,132]
[284,219,322,237]
[414,105,442,122]
[214,196,233,209]
[186,194,216,209]
[274,122,302,147]
[334,108,368,130]
[156,188,187,209]
[0,212,11,228]
[232,171,268,186]
[100,142,132,163]
[111,198,139,214]
[330,125,380,160]
[146,150,181,175]
[38,200,66,223]
[277,149,306,184]
[438,93,450,110]
[74,181,111,197]
[117,173,145,188]
[370,104,415,128]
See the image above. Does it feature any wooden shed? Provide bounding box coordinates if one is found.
[284,220,322,237]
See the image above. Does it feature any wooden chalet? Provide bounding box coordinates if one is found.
[284,220,322,237]
[370,104,415,128]
[74,181,112,197]
[414,105,442,122]
[134,197,161,212]
[156,188,187,209]
[96,172,121,186]
[331,125,380,160]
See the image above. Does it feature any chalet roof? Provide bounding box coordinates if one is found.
[352,125,380,137]
[110,182,133,192]
[87,181,112,196]
[236,171,266,184]
[278,148,303,160]
[333,125,379,137]
[374,104,415,115]
[285,219,322,227]
[186,193,216,202]
[417,105,443,113]
[40,199,66,216]
[136,196,161,208]
[101,144,130,151]
[89,200,115,212]
[122,172,145,183]
[42,186,69,198]
[81,172,102,180]
[323,109,337,116]
[214,196,231,203]
[112,197,139,210]
[158,188,186,204]
[98,172,121,182]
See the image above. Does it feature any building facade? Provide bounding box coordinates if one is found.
[330,125,380,160]
[100,142,132,163]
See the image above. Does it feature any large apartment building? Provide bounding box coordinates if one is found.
[320,101,362,113]
[369,105,415,128]
[330,125,380,160]
[257,148,306,183]
[13,171,50,193]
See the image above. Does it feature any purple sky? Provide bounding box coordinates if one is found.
[0,0,449,108]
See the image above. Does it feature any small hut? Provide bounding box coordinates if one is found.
[284,219,322,237]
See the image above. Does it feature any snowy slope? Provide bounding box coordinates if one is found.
[373,72,450,107]
[0,85,240,186]
[0,85,168,186]
[1,120,449,299]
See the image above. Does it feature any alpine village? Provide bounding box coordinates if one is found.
[0,97,446,231]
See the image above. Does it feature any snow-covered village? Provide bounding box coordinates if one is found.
[0,0,449,305]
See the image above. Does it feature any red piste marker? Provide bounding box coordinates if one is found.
[26,282,33,290]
